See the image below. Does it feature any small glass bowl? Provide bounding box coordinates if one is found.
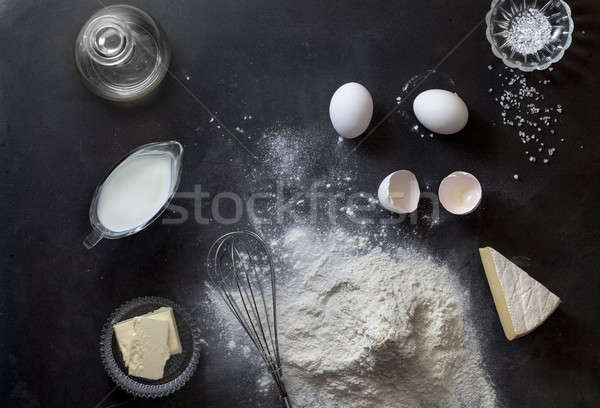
[486,0,574,71]
[100,297,201,398]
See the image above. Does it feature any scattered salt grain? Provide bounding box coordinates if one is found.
[494,66,565,167]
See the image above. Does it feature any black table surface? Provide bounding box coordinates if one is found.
[1,0,599,407]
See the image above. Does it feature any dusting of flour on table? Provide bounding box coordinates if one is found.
[209,225,496,407]
[207,124,495,406]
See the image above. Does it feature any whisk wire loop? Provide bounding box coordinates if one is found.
[208,231,291,407]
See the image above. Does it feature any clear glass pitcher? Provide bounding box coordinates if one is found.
[83,141,183,249]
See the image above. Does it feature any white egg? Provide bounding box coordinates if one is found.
[413,89,469,135]
[377,170,420,214]
[329,82,373,139]
[438,171,482,215]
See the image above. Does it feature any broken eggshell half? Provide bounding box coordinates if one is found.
[377,170,420,214]
[438,171,482,215]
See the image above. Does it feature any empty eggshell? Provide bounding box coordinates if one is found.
[329,82,374,139]
[413,89,469,135]
[438,171,482,215]
[377,170,420,214]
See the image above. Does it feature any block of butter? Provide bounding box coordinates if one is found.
[127,317,170,380]
[148,307,183,355]
[113,318,136,365]
[113,307,182,368]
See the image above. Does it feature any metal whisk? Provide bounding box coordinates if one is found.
[207,231,291,408]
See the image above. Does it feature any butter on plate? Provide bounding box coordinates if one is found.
[127,317,170,380]
[113,306,182,379]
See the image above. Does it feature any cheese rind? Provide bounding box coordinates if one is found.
[479,247,561,340]
[127,317,170,380]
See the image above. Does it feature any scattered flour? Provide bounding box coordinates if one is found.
[206,123,494,406]
[209,226,496,407]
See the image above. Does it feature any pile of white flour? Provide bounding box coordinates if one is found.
[209,225,496,407]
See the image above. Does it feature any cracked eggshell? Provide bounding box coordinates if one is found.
[413,89,469,135]
[377,170,420,214]
[438,171,482,215]
[329,82,373,139]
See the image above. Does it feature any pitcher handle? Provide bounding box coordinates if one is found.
[83,229,104,249]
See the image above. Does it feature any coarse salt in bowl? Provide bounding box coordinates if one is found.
[486,0,574,71]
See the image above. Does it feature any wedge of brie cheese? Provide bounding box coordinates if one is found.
[479,247,561,340]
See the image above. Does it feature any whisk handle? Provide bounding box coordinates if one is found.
[282,395,292,408]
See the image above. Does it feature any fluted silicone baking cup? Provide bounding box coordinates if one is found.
[100,296,201,398]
